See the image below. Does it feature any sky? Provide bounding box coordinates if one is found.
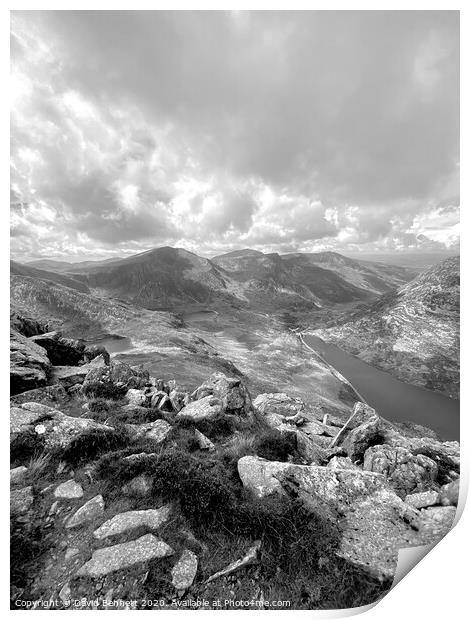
[10,10,460,262]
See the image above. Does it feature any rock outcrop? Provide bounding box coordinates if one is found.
[10,329,51,395]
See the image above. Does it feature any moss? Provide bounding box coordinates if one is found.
[59,426,131,466]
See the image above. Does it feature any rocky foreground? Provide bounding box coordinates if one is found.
[10,325,459,610]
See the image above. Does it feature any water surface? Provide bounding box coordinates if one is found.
[304,334,459,440]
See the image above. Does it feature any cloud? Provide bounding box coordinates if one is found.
[10,11,459,260]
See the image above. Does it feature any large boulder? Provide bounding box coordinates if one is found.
[10,329,51,395]
[253,393,305,417]
[10,384,68,407]
[82,362,149,397]
[341,414,383,463]
[30,331,86,366]
[193,373,253,416]
[363,445,438,497]
[10,402,114,451]
[82,344,110,365]
[176,396,223,422]
[439,478,460,506]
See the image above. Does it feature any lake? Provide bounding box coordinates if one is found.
[304,334,459,441]
[89,335,134,354]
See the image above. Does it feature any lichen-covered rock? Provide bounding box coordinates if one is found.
[439,478,459,506]
[253,393,305,417]
[194,373,252,416]
[126,388,147,407]
[10,402,114,451]
[177,396,223,421]
[76,534,173,577]
[277,462,387,519]
[363,445,438,497]
[171,549,198,591]
[129,419,172,444]
[83,344,110,365]
[11,486,34,515]
[10,329,51,395]
[10,384,68,407]
[65,495,105,529]
[54,479,84,499]
[237,456,290,498]
[94,506,171,540]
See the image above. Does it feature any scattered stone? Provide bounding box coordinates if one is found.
[10,466,28,485]
[122,475,154,498]
[177,396,223,422]
[76,534,174,578]
[49,501,59,516]
[194,373,253,416]
[195,429,215,451]
[405,490,440,510]
[169,390,187,412]
[171,549,198,591]
[130,419,172,444]
[54,479,84,499]
[65,547,80,561]
[237,456,290,498]
[207,541,260,583]
[127,388,147,406]
[341,413,382,461]
[253,392,305,417]
[11,486,34,515]
[363,445,438,496]
[83,362,149,396]
[439,478,459,506]
[66,495,105,529]
[94,506,172,540]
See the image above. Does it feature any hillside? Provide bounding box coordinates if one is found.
[10,261,90,294]
[311,257,460,398]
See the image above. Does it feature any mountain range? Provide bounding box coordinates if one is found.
[21,247,415,312]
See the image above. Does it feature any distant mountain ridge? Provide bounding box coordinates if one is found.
[312,256,460,398]
[13,246,415,312]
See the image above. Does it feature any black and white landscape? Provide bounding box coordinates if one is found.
[10,10,459,611]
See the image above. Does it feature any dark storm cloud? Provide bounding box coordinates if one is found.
[10,10,459,260]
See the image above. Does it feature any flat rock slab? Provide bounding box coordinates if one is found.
[171,549,198,591]
[94,506,172,540]
[130,419,172,444]
[76,534,174,578]
[66,495,105,529]
[405,490,439,510]
[54,480,84,499]
[11,486,34,516]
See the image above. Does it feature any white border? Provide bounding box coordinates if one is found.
[3,3,466,618]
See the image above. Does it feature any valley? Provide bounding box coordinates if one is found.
[9,246,460,609]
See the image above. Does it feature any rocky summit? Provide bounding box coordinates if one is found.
[9,249,459,610]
